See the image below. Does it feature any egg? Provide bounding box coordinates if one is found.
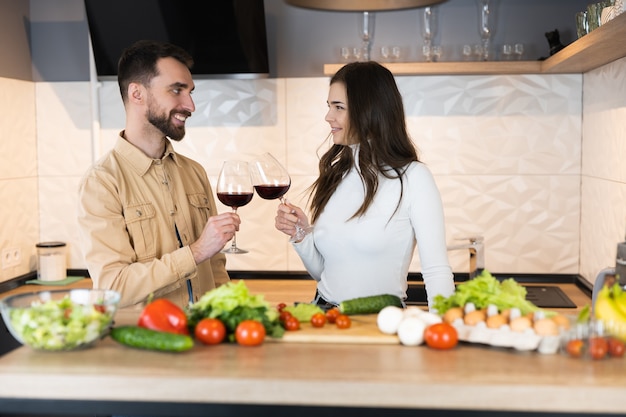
[443,307,464,324]
[550,314,571,330]
[533,317,559,336]
[509,316,532,332]
[463,309,486,326]
[376,306,405,335]
[486,314,507,329]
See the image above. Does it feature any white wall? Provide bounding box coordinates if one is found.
[28,69,582,279]
[0,77,39,280]
[3,57,625,284]
[580,56,626,283]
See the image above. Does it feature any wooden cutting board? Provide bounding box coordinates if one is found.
[268,314,400,345]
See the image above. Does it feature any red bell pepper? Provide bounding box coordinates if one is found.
[138,299,189,335]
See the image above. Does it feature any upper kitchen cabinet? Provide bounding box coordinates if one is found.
[323,12,626,76]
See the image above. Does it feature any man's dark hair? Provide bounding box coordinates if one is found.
[117,40,194,102]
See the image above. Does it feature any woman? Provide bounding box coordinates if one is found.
[275,61,454,310]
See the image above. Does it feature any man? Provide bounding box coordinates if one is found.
[78,40,239,308]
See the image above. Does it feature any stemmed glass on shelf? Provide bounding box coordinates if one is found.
[478,0,493,61]
[216,160,254,254]
[249,152,308,242]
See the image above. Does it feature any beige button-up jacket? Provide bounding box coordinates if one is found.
[78,135,229,308]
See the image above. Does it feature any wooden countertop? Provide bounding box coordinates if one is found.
[2,278,622,416]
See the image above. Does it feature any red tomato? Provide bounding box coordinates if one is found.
[325,308,340,324]
[284,316,301,331]
[277,302,287,312]
[235,320,266,346]
[424,323,459,350]
[194,318,226,345]
[310,313,326,328]
[279,310,293,323]
[589,336,608,360]
[335,314,352,329]
[565,339,585,358]
[608,337,625,358]
[138,299,189,335]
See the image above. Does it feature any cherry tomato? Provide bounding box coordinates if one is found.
[235,320,266,346]
[279,310,293,323]
[565,339,585,358]
[194,318,226,345]
[310,313,326,328]
[284,316,300,331]
[277,302,287,312]
[608,337,625,358]
[325,308,340,324]
[424,323,459,350]
[335,314,352,329]
[589,336,608,360]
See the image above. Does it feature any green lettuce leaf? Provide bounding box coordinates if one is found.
[432,270,541,316]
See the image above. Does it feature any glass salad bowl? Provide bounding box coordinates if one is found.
[0,289,120,351]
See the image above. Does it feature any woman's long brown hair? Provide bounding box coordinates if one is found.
[309,61,420,223]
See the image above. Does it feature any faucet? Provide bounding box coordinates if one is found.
[447,236,485,279]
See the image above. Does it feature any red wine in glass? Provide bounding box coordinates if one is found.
[217,161,253,254]
[250,153,291,203]
[253,184,290,201]
[217,192,254,208]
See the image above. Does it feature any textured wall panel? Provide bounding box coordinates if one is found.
[0,178,40,281]
[409,174,580,275]
[582,56,626,183]
[580,57,626,284]
[0,78,37,179]
[580,176,626,283]
[36,82,93,177]
[38,176,83,269]
[0,77,38,282]
[21,69,621,282]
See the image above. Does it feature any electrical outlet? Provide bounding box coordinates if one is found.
[2,248,21,269]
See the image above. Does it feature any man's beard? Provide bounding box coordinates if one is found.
[147,106,188,141]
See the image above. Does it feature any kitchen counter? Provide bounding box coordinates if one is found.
[2,279,622,417]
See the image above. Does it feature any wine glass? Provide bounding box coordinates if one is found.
[357,11,375,61]
[216,161,253,254]
[513,43,524,60]
[249,153,308,242]
[501,44,512,61]
[380,46,390,62]
[421,6,436,62]
[477,0,493,61]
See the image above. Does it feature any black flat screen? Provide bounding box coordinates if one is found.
[84,0,269,79]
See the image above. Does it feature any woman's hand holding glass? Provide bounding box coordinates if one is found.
[276,202,312,243]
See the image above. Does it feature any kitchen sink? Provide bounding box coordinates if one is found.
[405,283,577,309]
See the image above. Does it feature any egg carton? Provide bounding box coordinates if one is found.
[452,321,561,354]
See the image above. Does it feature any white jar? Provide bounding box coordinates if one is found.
[36,242,67,282]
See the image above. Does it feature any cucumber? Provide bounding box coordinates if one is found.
[110,326,194,352]
[339,294,403,315]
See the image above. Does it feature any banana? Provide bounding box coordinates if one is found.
[594,284,626,341]
[611,285,626,318]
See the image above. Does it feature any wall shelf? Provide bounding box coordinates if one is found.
[323,12,626,76]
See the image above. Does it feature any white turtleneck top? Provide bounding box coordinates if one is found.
[293,149,454,309]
